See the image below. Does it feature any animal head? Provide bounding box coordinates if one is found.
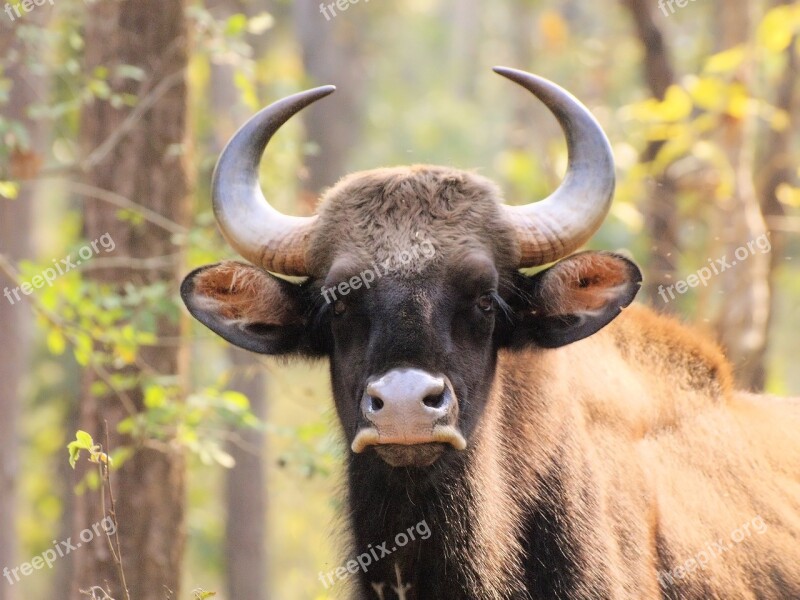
[181,68,642,468]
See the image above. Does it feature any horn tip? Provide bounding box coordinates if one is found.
[315,84,337,95]
[492,65,521,77]
[493,66,544,86]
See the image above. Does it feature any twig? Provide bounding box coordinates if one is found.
[80,70,186,172]
[766,215,800,233]
[80,254,182,271]
[102,422,131,600]
[53,180,187,235]
[0,253,139,417]
[79,586,116,599]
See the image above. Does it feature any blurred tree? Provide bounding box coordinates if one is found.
[622,0,680,309]
[223,349,268,599]
[713,0,772,390]
[509,1,538,137]
[293,0,366,203]
[754,0,798,389]
[448,0,481,99]
[206,1,269,596]
[0,17,44,600]
[71,1,191,598]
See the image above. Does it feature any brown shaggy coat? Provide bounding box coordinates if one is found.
[184,165,800,599]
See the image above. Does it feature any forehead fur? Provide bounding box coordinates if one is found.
[306,165,519,277]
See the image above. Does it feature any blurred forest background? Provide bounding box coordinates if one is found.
[0,0,798,598]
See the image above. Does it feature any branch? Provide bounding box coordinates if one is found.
[0,253,139,417]
[48,180,188,235]
[102,424,131,600]
[80,70,185,172]
[80,254,182,271]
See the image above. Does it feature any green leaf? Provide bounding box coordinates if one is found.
[73,334,93,366]
[76,430,93,447]
[221,390,250,410]
[224,13,248,36]
[67,431,93,468]
[67,442,82,469]
[88,79,111,100]
[115,64,147,82]
[144,386,167,409]
[46,329,66,356]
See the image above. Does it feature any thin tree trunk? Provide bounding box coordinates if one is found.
[713,0,771,390]
[293,0,366,200]
[448,0,481,100]
[71,1,191,598]
[622,0,680,309]
[206,3,270,593]
[224,348,268,600]
[751,1,798,390]
[0,21,40,600]
[508,1,538,146]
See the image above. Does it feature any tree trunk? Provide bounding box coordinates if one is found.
[223,348,268,600]
[622,0,680,309]
[448,0,481,100]
[71,1,191,598]
[753,1,798,390]
[206,3,270,593]
[293,0,366,200]
[0,19,41,600]
[713,0,772,390]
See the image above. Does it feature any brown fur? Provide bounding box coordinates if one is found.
[185,165,800,599]
[306,165,520,276]
[192,261,304,325]
[537,252,637,315]
[490,304,800,599]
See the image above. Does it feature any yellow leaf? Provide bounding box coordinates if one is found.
[757,5,797,53]
[47,329,66,356]
[704,46,746,74]
[689,77,727,111]
[610,201,643,232]
[656,86,693,121]
[777,183,800,208]
[234,71,259,112]
[770,109,790,131]
[538,10,569,49]
[726,84,750,119]
[0,181,19,200]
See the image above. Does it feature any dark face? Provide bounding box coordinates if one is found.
[182,245,641,469]
[322,251,504,467]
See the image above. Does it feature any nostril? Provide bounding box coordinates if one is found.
[369,395,384,411]
[423,393,446,409]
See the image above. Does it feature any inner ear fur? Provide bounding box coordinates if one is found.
[181,261,313,355]
[534,251,641,317]
[506,251,642,349]
[186,261,305,327]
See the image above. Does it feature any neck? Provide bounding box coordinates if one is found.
[343,378,530,598]
[341,347,625,599]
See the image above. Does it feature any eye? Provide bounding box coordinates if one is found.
[476,293,494,313]
[333,300,347,316]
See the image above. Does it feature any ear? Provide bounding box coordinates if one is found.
[181,261,317,356]
[508,251,642,349]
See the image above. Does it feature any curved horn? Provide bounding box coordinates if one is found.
[212,86,336,275]
[493,67,615,268]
